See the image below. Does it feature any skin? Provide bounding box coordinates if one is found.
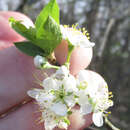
[54,40,93,76]
[0,11,93,130]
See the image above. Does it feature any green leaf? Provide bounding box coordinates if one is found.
[36,16,62,56]
[9,1,62,57]
[9,17,36,42]
[14,41,45,57]
[35,0,59,38]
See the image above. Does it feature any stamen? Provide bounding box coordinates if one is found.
[104,111,111,117]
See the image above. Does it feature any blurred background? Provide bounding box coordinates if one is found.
[0,0,130,129]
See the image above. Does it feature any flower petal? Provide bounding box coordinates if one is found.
[80,103,92,115]
[43,77,58,90]
[92,112,103,127]
[63,75,77,92]
[27,89,42,99]
[50,102,68,116]
[55,65,69,80]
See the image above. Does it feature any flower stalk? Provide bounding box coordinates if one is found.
[105,117,120,130]
[42,62,60,70]
[65,42,74,69]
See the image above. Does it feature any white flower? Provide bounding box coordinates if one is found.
[34,55,47,68]
[27,65,114,129]
[77,70,110,101]
[92,112,103,127]
[50,102,68,116]
[76,70,114,127]
[60,25,95,48]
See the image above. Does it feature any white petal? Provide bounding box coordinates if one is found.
[27,89,42,99]
[58,121,68,129]
[60,25,67,39]
[43,77,58,90]
[77,70,89,82]
[64,95,76,107]
[37,93,54,106]
[80,104,92,115]
[50,102,68,116]
[78,91,89,105]
[63,75,77,92]
[92,112,103,127]
[55,66,69,80]
[44,119,57,130]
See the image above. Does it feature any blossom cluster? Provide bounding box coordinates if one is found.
[28,19,113,130]
[28,63,113,130]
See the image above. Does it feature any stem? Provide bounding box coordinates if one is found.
[42,63,60,69]
[65,43,74,69]
[49,65,60,69]
[105,117,120,130]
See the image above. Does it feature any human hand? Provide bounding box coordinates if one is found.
[0,11,93,130]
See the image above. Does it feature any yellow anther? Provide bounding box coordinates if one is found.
[87,37,90,40]
[105,114,109,117]
[109,95,113,98]
[82,27,86,31]
[64,25,69,28]
[108,111,111,114]
[63,24,91,39]
[78,28,81,31]
[72,24,75,28]
[109,92,112,95]
[86,33,89,36]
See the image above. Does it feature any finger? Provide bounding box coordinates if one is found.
[0,102,44,130]
[54,40,93,75]
[0,46,55,114]
[0,46,36,114]
[68,109,92,130]
[0,11,41,114]
[0,102,92,130]
[0,11,34,45]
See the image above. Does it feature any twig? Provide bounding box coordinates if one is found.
[105,117,120,130]
[97,18,115,58]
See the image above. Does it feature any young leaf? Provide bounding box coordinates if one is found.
[9,17,36,42]
[35,16,62,56]
[35,0,59,38]
[14,41,45,57]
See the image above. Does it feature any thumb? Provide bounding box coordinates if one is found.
[54,40,93,75]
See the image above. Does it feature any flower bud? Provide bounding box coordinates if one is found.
[34,55,47,68]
